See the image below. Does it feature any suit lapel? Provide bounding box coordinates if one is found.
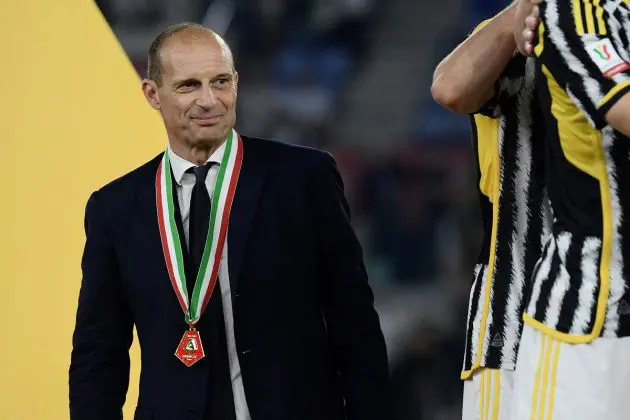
[137,154,173,273]
[139,153,193,286]
[228,139,268,292]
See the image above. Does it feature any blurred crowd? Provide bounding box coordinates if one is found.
[97,0,511,418]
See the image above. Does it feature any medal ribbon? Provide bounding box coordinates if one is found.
[156,129,243,325]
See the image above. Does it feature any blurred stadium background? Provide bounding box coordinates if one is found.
[95,0,512,418]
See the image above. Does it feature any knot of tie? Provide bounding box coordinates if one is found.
[187,162,215,186]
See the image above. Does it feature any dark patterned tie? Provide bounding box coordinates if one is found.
[188,163,213,281]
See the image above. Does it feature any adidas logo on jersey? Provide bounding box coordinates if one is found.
[490,333,504,347]
[619,300,630,316]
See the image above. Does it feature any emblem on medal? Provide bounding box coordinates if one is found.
[175,328,206,367]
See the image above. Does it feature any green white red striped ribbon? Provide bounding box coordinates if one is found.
[155,129,243,325]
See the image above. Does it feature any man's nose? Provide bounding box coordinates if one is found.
[197,85,218,108]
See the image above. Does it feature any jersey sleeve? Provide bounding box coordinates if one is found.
[535,0,630,129]
[477,54,528,118]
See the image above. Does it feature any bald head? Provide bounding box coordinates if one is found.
[147,23,234,86]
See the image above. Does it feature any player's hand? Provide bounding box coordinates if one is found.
[514,0,542,56]
[522,4,540,56]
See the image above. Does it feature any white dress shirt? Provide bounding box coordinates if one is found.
[168,145,251,420]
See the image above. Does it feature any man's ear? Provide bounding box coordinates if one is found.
[142,79,161,110]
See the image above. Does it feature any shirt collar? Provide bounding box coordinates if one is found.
[167,141,227,186]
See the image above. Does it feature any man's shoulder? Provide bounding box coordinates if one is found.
[94,153,163,201]
[241,135,332,168]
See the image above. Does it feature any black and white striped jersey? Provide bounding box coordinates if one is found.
[462,49,552,378]
[526,0,630,342]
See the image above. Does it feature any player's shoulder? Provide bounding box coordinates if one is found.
[470,19,492,36]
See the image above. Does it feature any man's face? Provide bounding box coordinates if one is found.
[146,32,238,149]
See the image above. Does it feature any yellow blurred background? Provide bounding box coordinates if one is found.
[0,0,165,417]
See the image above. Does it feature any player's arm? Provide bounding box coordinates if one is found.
[431,2,518,115]
[532,0,630,134]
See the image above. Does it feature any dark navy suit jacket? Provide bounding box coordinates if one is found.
[69,136,391,420]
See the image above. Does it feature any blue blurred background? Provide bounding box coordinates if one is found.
[96,0,511,418]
